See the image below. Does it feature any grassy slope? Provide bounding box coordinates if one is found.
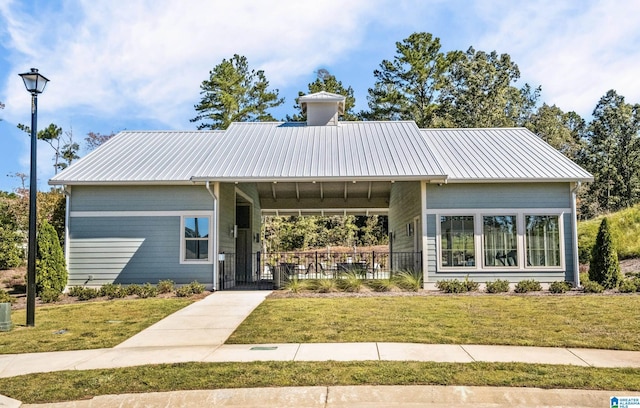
[578,204,640,263]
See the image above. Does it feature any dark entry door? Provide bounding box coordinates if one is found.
[235,204,252,283]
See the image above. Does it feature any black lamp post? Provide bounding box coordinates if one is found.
[18,68,49,327]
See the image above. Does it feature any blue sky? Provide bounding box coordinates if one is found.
[1,0,639,192]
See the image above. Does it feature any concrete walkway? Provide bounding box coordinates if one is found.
[1,291,639,407]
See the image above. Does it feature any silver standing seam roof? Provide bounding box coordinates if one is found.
[49,123,593,185]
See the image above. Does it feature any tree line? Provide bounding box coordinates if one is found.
[192,32,640,221]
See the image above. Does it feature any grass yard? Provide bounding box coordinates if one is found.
[0,298,194,354]
[227,295,640,350]
[0,361,638,404]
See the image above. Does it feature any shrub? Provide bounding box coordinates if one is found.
[67,286,85,297]
[36,220,67,295]
[126,285,142,296]
[514,279,542,293]
[137,283,158,298]
[99,283,127,299]
[436,276,478,293]
[175,281,206,297]
[39,287,61,303]
[337,272,365,292]
[282,277,308,293]
[393,270,423,291]
[618,279,638,293]
[0,226,23,269]
[157,280,175,294]
[485,279,510,293]
[0,289,12,303]
[549,281,572,294]
[311,279,338,293]
[582,280,604,293]
[589,218,622,289]
[77,287,99,301]
[367,279,397,292]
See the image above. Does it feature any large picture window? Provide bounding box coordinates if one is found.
[440,216,475,267]
[525,215,561,267]
[483,215,518,267]
[183,216,210,262]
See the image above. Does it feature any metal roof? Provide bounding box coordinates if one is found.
[422,128,593,182]
[50,124,592,185]
[191,121,446,181]
[50,131,223,184]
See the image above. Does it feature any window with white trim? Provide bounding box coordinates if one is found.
[483,215,518,267]
[525,215,561,267]
[440,215,475,267]
[182,216,210,262]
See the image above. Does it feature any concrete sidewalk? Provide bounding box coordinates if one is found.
[1,291,639,407]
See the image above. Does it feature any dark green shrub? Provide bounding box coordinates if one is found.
[549,281,572,294]
[39,288,61,303]
[0,226,23,269]
[514,279,542,293]
[99,283,127,299]
[175,281,206,297]
[435,279,465,293]
[618,279,638,293]
[68,286,85,297]
[188,281,205,294]
[582,280,604,293]
[126,285,142,296]
[137,283,158,298]
[36,220,67,295]
[157,280,175,294]
[485,279,510,293]
[0,289,12,303]
[589,218,622,289]
[77,287,99,301]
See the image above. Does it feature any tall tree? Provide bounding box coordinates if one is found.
[583,90,640,214]
[85,131,115,151]
[290,69,357,121]
[526,103,585,160]
[363,32,451,127]
[191,54,284,130]
[438,47,540,128]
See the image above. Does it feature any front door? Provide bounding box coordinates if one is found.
[235,204,252,284]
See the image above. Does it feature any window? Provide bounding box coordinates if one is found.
[183,216,210,262]
[525,215,561,267]
[440,216,475,267]
[483,215,518,267]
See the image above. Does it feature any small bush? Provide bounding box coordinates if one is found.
[175,281,206,297]
[618,279,638,293]
[136,283,158,298]
[549,281,572,294]
[39,288,61,303]
[582,280,604,293]
[312,279,338,293]
[36,220,67,295]
[393,270,423,291]
[68,286,85,297]
[337,272,365,292]
[514,279,542,293]
[99,283,127,299]
[157,280,175,294]
[282,277,308,293]
[367,279,397,292]
[436,276,478,293]
[126,285,142,296]
[0,226,23,270]
[485,279,510,293]
[0,289,13,303]
[77,287,99,301]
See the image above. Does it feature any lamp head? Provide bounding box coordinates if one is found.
[19,68,49,95]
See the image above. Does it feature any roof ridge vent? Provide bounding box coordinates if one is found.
[299,91,345,126]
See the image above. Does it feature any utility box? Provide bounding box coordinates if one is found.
[0,303,12,332]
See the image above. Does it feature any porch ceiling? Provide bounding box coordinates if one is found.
[256,181,391,216]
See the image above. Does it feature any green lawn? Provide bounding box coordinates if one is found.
[227,295,640,350]
[0,298,194,354]
[0,361,638,404]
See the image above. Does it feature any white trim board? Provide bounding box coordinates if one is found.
[70,210,213,218]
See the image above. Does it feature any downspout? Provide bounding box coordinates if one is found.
[571,181,582,287]
[206,181,219,291]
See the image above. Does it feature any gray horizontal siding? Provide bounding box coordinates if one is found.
[68,216,213,287]
[388,182,421,254]
[426,183,570,209]
[70,185,214,212]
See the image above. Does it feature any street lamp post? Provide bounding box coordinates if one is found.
[18,68,49,327]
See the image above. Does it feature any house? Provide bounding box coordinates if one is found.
[50,91,593,290]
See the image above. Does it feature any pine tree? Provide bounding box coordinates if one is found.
[36,220,67,295]
[588,217,622,289]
